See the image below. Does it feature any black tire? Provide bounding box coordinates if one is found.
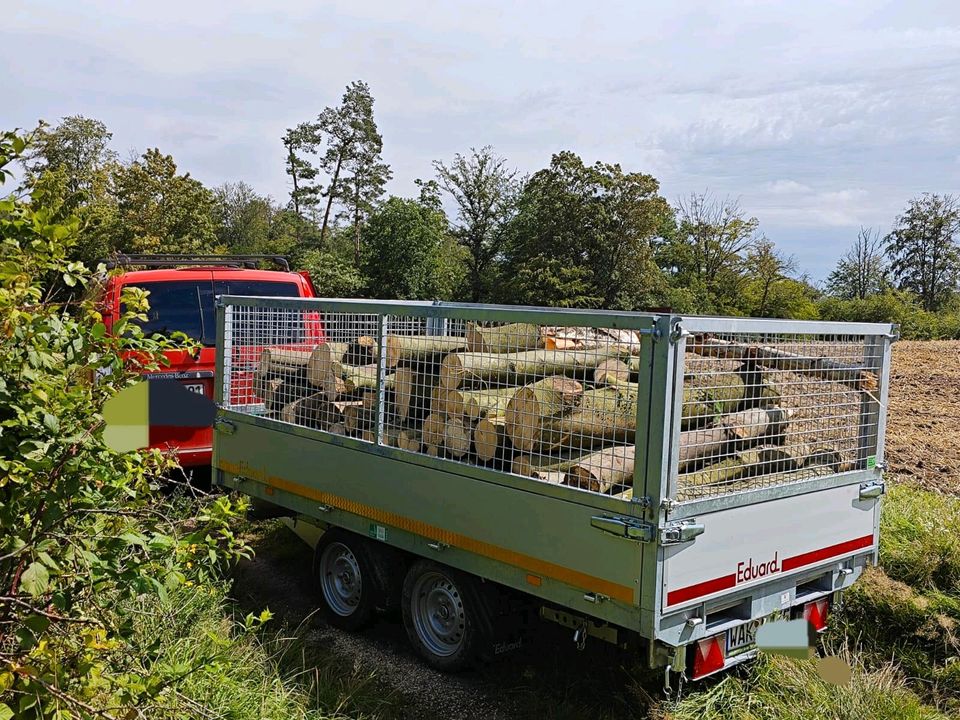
[401,560,485,672]
[313,529,385,631]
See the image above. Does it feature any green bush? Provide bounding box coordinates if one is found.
[0,130,251,718]
[817,291,960,339]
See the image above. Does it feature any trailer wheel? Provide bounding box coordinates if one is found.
[402,560,484,671]
[313,530,382,631]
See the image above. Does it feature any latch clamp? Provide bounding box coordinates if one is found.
[661,520,705,545]
[859,480,885,500]
[590,515,655,543]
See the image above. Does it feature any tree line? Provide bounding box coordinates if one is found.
[16,80,960,337]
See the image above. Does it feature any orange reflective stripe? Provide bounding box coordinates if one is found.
[219,460,634,604]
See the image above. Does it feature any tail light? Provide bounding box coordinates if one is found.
[692,635,726,679]
[804,598,829,631]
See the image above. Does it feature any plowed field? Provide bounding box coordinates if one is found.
[886,340,960,492]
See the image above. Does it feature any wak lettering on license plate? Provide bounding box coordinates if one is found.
[727,615,774,653]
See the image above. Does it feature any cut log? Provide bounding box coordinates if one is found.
[466,322,541,353]
[385,334,467,368]
[398,429,422,452]
[678,406,793,467]
[680,447,766,491]
[439,346,633,389]
[439,352,516,389]
[329,364,396,395]
[259,347,313,374]
[327,422,347,436]
[682,373,747,426]
[758,443,810,473]
[425,444,439,457]
[307,341,349,387]
[344,336,378,366]
[442,417,472,458]
[524,386,638,453]
[322,374,347,402]
[439,387,517,420]
[279,393,354,429]
[509,347,634,379]
[474,416,507,462]
[344,405,374,433]
[563,445,635,493]
[805,446,843,471]
[594,359,631,385]
[505,376,584,453]
[394,367,438,420]
[510,451,590,478]
[691,335,879,392]
[421,412,447,448]
[262,377,314,412]
[533,471,566,485]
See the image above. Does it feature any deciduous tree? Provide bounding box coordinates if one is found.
[826,227,888,299]
[434,146,519,302]
[500,151,672,309]
[360,196,448,300]
[885,194,960,311]
[108,148,217,254]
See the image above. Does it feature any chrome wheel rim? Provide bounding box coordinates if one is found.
[319,542,362,616]
[411,571,465,657]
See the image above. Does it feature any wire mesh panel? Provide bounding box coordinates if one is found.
[222,302,381,443]
[378,315,645,498]
[673,328,887,502]
[219,299,651,499]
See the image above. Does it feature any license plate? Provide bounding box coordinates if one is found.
[727,615,772,653]
[183,383,204,395]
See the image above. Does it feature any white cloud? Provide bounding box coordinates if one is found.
[2,0,959,280]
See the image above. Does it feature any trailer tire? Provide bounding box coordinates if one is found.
[313,529,384,631]
[401,560,485,672]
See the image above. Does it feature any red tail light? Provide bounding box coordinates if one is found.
[692,635,726,679]
[804,598,829,632]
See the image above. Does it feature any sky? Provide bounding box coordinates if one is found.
[3,0,959,281]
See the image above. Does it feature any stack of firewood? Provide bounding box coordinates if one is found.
[250,323,876,499]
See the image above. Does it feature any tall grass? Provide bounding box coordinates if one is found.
[114,582,398,720]
[657,650,948,720]
[880,483,960,593]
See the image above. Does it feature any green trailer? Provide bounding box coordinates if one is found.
[213,296,894,681]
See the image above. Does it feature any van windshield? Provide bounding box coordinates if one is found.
[127,279,300,346]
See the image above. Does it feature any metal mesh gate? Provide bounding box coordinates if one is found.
[671,323,889,502]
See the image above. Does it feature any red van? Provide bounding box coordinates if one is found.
[100,254,321,467]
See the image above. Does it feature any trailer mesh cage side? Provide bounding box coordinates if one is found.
[670,320,889,502]
[218,298,891,504]
[220,299,652,498]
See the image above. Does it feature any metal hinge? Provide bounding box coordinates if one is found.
[591,515,655,542]
[660,520,705,545]
[859,480,885,500]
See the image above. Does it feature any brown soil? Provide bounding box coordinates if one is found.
[886,340,960,492]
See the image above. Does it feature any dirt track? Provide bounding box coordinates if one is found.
[231,523,654,720]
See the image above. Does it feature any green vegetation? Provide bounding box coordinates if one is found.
[659,651,948,720]
[18,81,960,335]
[0,129,379,719]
